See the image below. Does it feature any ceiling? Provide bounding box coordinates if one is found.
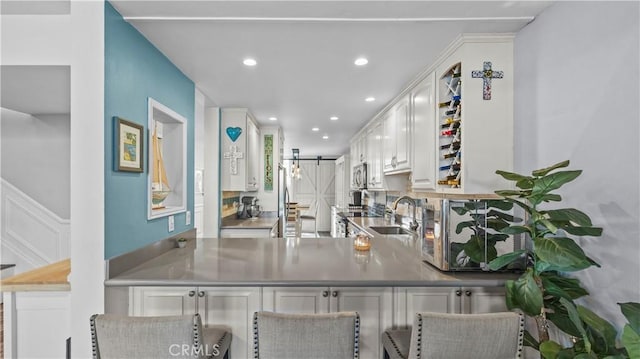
[1,66,70,115]
[111,1,553,158]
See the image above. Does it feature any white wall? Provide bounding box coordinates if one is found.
[2,3,105,358]
[69,2,105,358]
[1,109,70,218]
[514,1,640,327]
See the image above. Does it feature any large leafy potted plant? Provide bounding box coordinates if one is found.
[488,160,639,358]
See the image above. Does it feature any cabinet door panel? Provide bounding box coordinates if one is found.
[263,287,329,314]
[199,287,261,359]
[382,112,396,172]
[130,287,196,316]
[331,287,393,359]
[461,286,507,314]
[411,73,437,190]
[394,97,411,170]
[395,287,459,329]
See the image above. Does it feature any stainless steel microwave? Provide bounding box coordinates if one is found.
[420,198,525,272]
[352,163,367,190]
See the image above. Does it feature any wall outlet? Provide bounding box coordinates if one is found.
[186,211,191,225]
[168,215,175,232]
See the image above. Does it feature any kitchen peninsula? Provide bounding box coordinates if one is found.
[105,220,515,359]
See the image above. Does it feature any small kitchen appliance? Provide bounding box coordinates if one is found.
[237,196,257,219]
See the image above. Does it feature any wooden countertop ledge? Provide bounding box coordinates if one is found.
[0,258,70,292]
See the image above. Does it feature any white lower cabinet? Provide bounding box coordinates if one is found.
[129,286,503,359]
[263,287,393,359]
[394,286,507,328]
[130,287,261,359]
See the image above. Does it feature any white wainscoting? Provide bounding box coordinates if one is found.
[1,179,70,274]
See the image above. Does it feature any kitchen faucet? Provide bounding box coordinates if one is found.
[392,195,420,231]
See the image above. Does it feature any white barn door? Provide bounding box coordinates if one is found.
[291,160,335,233]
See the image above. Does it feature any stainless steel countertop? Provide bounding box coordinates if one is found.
[105,228,516,287]
[220,216,279,229]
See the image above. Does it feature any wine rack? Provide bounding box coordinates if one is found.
[438,62,462,188]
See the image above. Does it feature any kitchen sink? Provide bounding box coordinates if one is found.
[368,226,415,236]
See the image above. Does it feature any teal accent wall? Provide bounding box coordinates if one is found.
[105,2,195,259]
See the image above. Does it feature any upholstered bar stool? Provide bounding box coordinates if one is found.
[90,313,230,359]
[253,311,360,359]
[383,311,524,359]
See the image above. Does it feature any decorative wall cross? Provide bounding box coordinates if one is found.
[471,61,503,100]
[223,145,244,175]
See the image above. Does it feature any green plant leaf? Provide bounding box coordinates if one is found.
[486,200,514,211]
[547,304,582,337]
[532,170,583,197]
[505,280,519,310]
[541,273,589,300]
[540,340,563,359]
[545,208,593,227]
[577,305,618,353]
[523,330,540,349]
[501,225,531,235]
[495,189,529,197]
[560,297,591,354]
[622,324,640,358]
[531,160,571,177]
[573,354,598,359]
[452,206,469,216]
[488,233,510,244]
[619,302,640,334]
[502,198,533,215]
[463,235,497,263]
[486,209,517,222]
[559,225,604,237]
[496,169,534,182]
[516,177,535,189]
[541,194,563,202]
[534,237,593,272]
[456,220,477,234]
[488,250,526,270]
[513,270,543,316]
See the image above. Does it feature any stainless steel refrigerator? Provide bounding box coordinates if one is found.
[277,163,289,237]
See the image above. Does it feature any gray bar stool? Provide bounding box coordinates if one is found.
[253,311,360,359]
[383,311,524,359]
[90,313,230,359]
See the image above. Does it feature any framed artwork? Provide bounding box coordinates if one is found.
[116,117,144,172]
[264,134,273,191]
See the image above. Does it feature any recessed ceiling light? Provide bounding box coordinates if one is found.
[365,97,375,102]
[312,127,319,132]
[243,58,257,66]
[322,135,329,140]
[269,117,277,121]
[354,57,368,66]
[330,116,339,121]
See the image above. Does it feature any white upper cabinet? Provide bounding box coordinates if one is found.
[221,108,260,191]
[351,33,514,195]
[411,73,437,191]
[383,94,411,174]
[366,119,384,189]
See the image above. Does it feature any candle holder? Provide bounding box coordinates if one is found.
[353,233,371,251]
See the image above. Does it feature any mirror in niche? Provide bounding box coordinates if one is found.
[147,98,187,220]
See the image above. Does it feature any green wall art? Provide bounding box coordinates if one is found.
[264,134,273,191]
